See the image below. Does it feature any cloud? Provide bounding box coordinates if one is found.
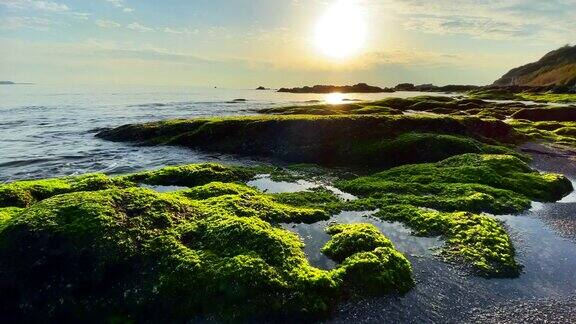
[163,27,199,35]
[126,22,153,32]
[95,19,121,28]
[0,16,58,30]
[0,0,69,12]
[371,0,576,43]
[104,0,134,13]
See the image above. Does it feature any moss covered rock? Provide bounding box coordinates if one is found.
[338,154,573,214]
[323,224,414,295]
[321,223,394,262]
[0,176,413,321]
[97,115,520,168]
[375,205,519,277]
[0,173,129,208]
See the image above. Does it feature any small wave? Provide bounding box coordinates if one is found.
[0,158,54,168]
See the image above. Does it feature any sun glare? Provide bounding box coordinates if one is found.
[325,93,346,104]
[314,0,367,60]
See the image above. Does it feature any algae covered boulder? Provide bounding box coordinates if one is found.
[0,173,129,208]
[511,106,576,122]
[322,223,394,262]
[375,205,520,277]
[336,154,573,277]
[339,153,573,214]
[322,223,414,295]
[0,168,414,321]
[97,115,520,168]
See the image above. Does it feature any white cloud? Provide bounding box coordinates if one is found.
[163,27,199,35]
[0,16,56,30]
[126,22,152,32]
[370,0,576,43]
[95,19,121,28]
[0,0,69,12]
[104,0,134,13]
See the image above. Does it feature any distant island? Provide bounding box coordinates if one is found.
[0,81,34,85]
[393,83,479,92]
[278,83,394,93]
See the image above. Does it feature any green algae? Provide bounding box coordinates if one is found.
[322,223,414,295]
[0,207,22,231]
[468,89,576,104]
[517,93,576,104]
[508,120,576,147]
[336,154,572,276]
[120,162,257,187]
[375,205,519,277]
[0,173,131,208]
[338,154,573,214]
[97,114,520,168]
[0,175,414,321]
[199,190,330,224]
[321,223,394,262]
[511,106,576,122]
[259,95,534,120]
[0,163,259,209]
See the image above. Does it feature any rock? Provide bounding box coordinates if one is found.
[278,83,394,93]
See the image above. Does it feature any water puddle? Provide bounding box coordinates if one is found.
[281,210,442,270]
[247,174,357,201]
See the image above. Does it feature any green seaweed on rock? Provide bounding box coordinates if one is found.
[375,205,519,277]
[321,223,394,262]
[96,115,521,167]
[0,173,131,208]
[338,154,573,214]
[322,223,414,295]
[0,180,414,321]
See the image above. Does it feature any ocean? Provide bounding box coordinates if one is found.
[0,85,432,182]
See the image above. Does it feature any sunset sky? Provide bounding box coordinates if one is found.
[1,0,574,87]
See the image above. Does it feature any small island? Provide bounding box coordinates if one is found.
[0,81,34,85]
[278,83,394,93]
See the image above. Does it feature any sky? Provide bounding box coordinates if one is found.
[0,0,575,87]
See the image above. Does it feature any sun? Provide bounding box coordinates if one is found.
[314,0,367,60]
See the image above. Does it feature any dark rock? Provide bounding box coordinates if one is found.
[278,83,394,94]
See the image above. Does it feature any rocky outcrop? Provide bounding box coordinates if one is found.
[278,83,394,93]
[494,45,576,89]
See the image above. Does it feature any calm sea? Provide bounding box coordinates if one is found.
[0,85,431,181]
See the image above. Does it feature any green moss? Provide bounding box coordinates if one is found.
[467,89,576,104]
[267,187,344,212]
[121,162,256,187]
[517,93,576,104]
[375,205,519,277]
[178,181,258,200]
[0,164,261,209]
[347,133,521,168]
[258,95,532,121]
[0,184,413,321]
[335,154,572,277]
[317,223,413,295]
[339,154,572,215]
[321,223,393,262]
[97,115,520,167]
[511,106,576,122]
[508,120,576,146]
[0,173,130,208]
[0,207,22,231]
[468,89,520,101]
[200,190,330,224]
